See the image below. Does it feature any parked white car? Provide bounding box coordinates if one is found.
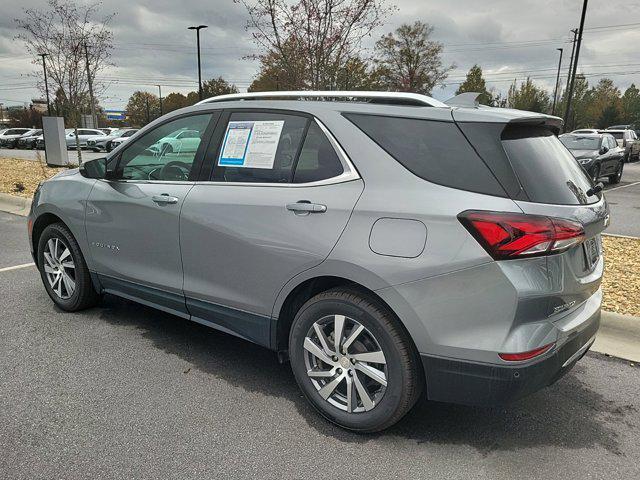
[66,128,105,149]
[0,128,32,147]
[87,128,138,152]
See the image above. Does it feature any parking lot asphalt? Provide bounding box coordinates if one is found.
[0,148,104,163]
[1,212,639,480]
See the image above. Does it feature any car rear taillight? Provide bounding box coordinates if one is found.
[499,343,555,362]
[458,210,584,260]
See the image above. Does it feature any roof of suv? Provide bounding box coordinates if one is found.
[187,91,562,131]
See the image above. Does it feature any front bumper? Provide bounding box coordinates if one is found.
[421,309,600,406]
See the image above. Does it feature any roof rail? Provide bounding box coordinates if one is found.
[195,91,448,108]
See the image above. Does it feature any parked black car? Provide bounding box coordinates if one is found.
[559,133,625,183]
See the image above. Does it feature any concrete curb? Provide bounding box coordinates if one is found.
[0,193,32,217]
[592,311,640,363]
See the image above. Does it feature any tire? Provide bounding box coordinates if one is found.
[288,287,423,432]
[37,223,100,312]
[591,164,601,183]
[609,161,623,184]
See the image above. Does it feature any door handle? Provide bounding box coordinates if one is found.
[286,201,327,214]
[152,194,179,204]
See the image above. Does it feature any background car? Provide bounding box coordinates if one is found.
[99,127,119,135]
[0,128,31,147]
[602,128,639,162]
[572,128,600,134]
[559,132,625,183]
[87,128,138,152]
[15,129,43,149]
[106,134,137,152]
[65,128,104,149]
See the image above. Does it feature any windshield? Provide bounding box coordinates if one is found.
[608,132,624,140]
[559,135,600,151]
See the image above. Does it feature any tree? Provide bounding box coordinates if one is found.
[558,74,591,130]
[202,77,239,98]
[125,91,160,127]
[373,22,453,94]
[16,0,114,163]
[162,92,190,114]
[8,107,44,128]
[507,77,550,113]
[242,0,393,89]
[455,65,494,105]
[621,84,640,126]
[585,78,621,128]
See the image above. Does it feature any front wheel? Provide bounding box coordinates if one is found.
[37,223,100,311]
[591,164,601,183]
[289,288,423,432]
[609,161,623,184]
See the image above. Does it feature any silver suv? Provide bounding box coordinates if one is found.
[28,91,607,432]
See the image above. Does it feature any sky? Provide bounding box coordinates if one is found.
[1,0,640,111]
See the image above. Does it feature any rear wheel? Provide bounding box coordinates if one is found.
[289,288,423,432]
[609,161,623,184]
[37,223,100,311]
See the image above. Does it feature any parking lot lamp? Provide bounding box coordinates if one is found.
[188,25,208,101]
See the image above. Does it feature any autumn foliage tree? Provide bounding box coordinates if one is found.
[16,0,114,162]
[373,21,453,94]
[242,0,394,90]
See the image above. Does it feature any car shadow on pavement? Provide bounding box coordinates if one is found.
[97,295,634,455]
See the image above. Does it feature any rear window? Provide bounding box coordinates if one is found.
[344,113,506,196]
[607,132,624,140]
[559,135,601,151]
[502,126,598,205]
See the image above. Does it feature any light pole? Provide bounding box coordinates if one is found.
[552,48,563,116]
[563,1,589,132]
[188,25,208,100]
[83,43,98,128]
[157,85,163,116]
[38,53,51,116]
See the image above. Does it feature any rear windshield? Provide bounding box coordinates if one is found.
[343,113,506,196]
[559,135,600,151]
[502,126,598,205]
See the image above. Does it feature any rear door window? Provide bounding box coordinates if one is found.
[210,112,308,183]
[343,113,506,196]
[501,126,598,205]
[293,122,344,183]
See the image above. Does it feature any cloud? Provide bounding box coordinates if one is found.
[1,0,640,108]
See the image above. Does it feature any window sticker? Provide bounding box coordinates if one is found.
[218,120,285,169]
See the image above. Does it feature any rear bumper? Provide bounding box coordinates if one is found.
[421,309,600,406]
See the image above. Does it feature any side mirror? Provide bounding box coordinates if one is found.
[79,157,109,179]
[600,146,609,155]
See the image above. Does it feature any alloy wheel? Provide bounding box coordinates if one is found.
[43,238,76,299]
[303,314,387,413]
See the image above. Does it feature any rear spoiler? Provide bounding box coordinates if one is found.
[506,115,563,135]
[451,106,564,135]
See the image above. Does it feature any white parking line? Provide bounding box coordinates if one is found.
[0,262,35,273]
[606,181,640,193]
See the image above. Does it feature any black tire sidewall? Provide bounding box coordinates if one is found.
[37,224,92,311]
[289,293,413,432]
